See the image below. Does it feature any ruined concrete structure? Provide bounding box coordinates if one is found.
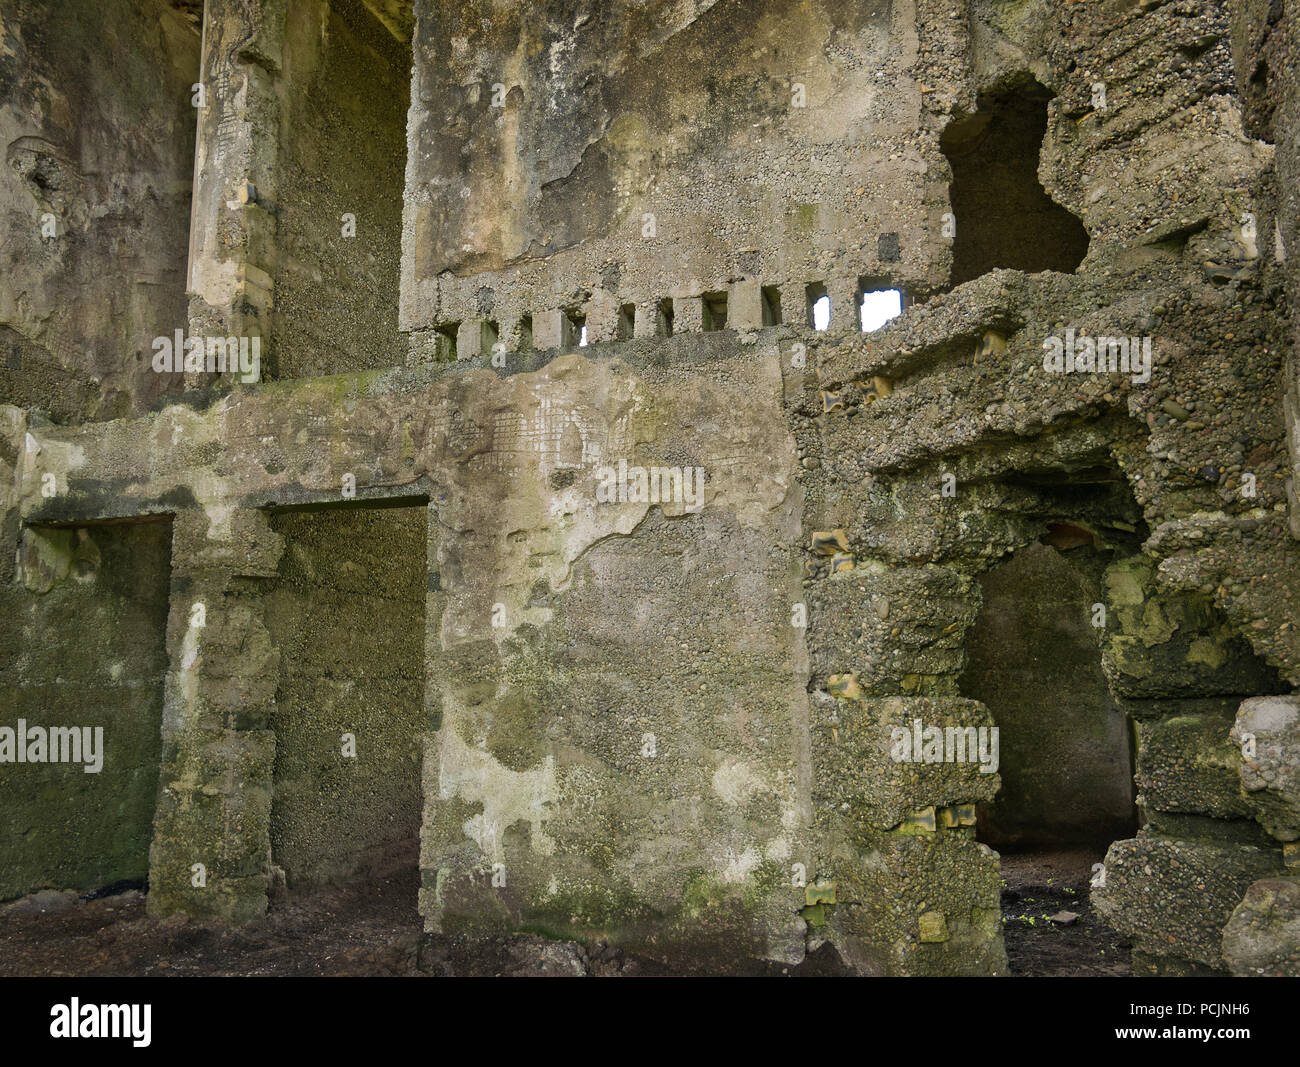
[2,0,1300,976]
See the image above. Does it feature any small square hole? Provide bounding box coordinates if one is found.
[702,292,728,331]
[563,311,586,348]
[657,298,674,337]
[761,286,782,326]
[434,322,459,361]
[806,283,828,330]
[616,304,636,341]
[857,281,904,332]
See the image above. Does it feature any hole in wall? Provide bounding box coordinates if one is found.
[657,298,675,337]
[805,282,828,329]
[940,76,1090,286]
[562,310,585,348]
[761,285,782,326]
[960,540,1139,853]
[959,538,1138,975]
[859,287,902,332]
[812,295,830,331]
[702,291,728,331]
[616,303,636,341]
[434,322,459,362]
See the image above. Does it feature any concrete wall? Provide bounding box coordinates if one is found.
[3,0,1300,976]
[0,520,171,899]
[401,0,944,346]
[0,0,200,419]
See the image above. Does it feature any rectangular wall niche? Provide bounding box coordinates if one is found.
[271,0,413,378]
[263,504,428,891]
[0,519,172,900]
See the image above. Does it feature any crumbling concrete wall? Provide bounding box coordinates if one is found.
[401,0,943,353]
[1228,0,1300,539]
[3,0,1300,977]
[0,0,199,418]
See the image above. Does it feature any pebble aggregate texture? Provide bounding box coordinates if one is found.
[1,0,1300,975]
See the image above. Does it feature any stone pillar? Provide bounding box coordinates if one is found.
[583,291,620,344]
[634,302,665,339]
[672,294,705,334]
[826,278,861,336]
[185,0,287,387]
[146,508,284,922]
[802,493,1004,972]
[533,310,568,351]
[728,278,765,331]
[456,319,495,362]
[1092,560,1291,972]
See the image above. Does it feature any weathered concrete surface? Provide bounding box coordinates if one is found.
[1095,832,1285,972]
[9,342,816,958]
[401,0,943,344]
[1229,0,1300,539]
[0,0,199,417]
[1222,875,1300,977]
[1233,694,1300,842]
[4,0,1300,975]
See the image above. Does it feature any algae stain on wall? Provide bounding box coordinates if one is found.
[436,698,558,865]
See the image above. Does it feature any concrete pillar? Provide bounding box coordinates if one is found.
[672,295,705,334]
[584,291,620,344]
[827,278,861,336]
[728,279,764,330]
[146,508,284,922]
[534,310,568,351]
[456,319,497,361]
[634,302,666,338]
[185,0,288,388]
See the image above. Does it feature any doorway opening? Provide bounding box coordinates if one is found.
[262,503,427,906]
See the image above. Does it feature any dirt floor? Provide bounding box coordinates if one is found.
[0,865,848,977]
[998,848,1133,977]
[1,849,1130,977]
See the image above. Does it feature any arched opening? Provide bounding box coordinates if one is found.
[952,458,1148,974]
[940,77,1090,286]
[957,460,1290,974]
